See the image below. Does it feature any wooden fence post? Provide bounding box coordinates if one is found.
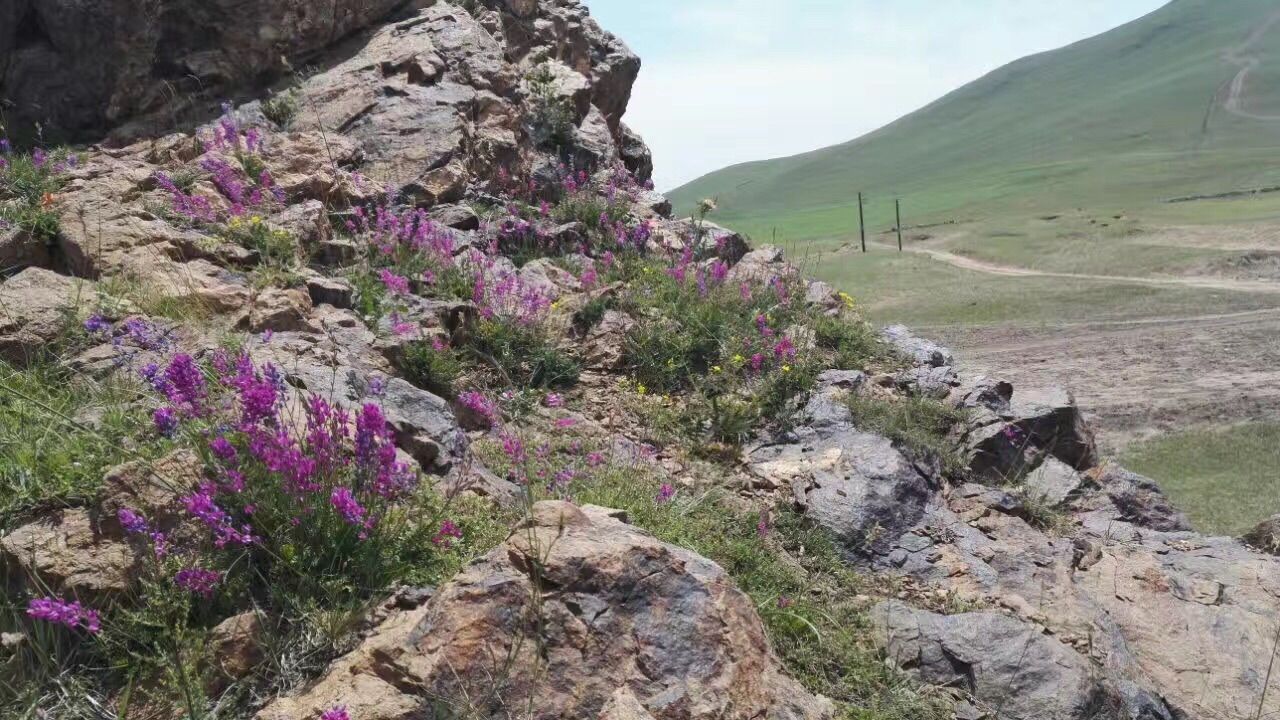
[858,192,866,253]
[896,199,903,252]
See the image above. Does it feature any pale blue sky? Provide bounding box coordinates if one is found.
[587,0,1169,190]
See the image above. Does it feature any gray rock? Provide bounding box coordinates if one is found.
[0,268,89,366]
[1088,465,1191,532]
[583,310,635,371]
[1022,457,1085,507]
[306,276,354,309]
[1004,386,1098,471]
[881,325,953,368]
[1244,514,1280,554]
[1,0,406,138]
[873,601,1173,720]
[428,203,480,231]
[257,501,834,720]
[619,122,655,183]
[750,424,934,556]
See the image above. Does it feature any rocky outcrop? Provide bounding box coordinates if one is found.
[257,501,834,720]
[0,0,399,138]
[763,333,1280,719]
[749,373,935,557]
[874,602,1154,720]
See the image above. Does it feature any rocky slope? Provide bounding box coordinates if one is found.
[2,2,1278,720]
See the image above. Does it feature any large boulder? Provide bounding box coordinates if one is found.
[0,267,89,365]
[257,501,833,720]
[874,602,1173,720]
[0,0,405,138]
[749,383,935,556]
[1,509,139,599]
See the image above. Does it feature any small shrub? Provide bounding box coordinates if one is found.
[814,315,885,371]
[524,64,575,150]
[401,341,465,398]
[0,143,75,241]
[471,319,579,389]
[845,394,966,470]
[261,89,301,128]
[225,215,298,268]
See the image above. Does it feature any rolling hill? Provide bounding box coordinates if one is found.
[668,0,1280,243]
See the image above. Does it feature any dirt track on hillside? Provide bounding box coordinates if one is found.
[1221,8,1280,121]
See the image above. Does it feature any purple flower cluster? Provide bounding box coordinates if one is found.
[154,171,216,223]
[458,391,499,428]
[174,567,222,598]
[320,707,351,720]
[431,519,463,548]
[27,597,102,634]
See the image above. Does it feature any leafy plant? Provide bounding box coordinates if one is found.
[0,143,75,241]
[524,64,576,150]
[401,341,465,398]
[470,319,579,389]
[261,89,301,128]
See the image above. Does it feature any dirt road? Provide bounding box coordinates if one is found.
[870,239,1280,294]
[919,308,1280,452]
[872,235,1280,451]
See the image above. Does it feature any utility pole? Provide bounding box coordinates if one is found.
[858,192,866,253]
[896,199,903,252]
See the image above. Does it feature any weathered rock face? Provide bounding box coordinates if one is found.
[0,268,81,363]
[257,501,834,720]
[0,0,405,138]
[874,602,1148,720]
[744,321,1280,720]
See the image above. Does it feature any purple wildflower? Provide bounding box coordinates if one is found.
[174,567,222,598]
[655,483,676,504]
[321,707,351,720]
[153,407,179,437]
[117,508,150,535]
[27,597,101,634]
[432,520,464,548]
[163,354,207,416]
[378,268,411,295]
[458,391,498,428]
[83,314,110,334]
[330,487,367,527]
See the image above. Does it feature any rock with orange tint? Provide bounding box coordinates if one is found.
[257,501,833,720]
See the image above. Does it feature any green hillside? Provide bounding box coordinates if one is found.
[669,0,1280,243]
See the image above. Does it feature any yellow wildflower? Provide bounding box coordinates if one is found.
[711,365,723,374]
[250,215,263,225]
[229,217,243,229]
[637,384,648,396]
[839,291,856,309]
[731,354,745,365]
[781,365,792,374]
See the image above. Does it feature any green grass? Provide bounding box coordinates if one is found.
[844,394,966,472]
[0,361,167,531]
[1120,422,1280,535]
[812,246,1280,327]
[670,0,1280,241]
